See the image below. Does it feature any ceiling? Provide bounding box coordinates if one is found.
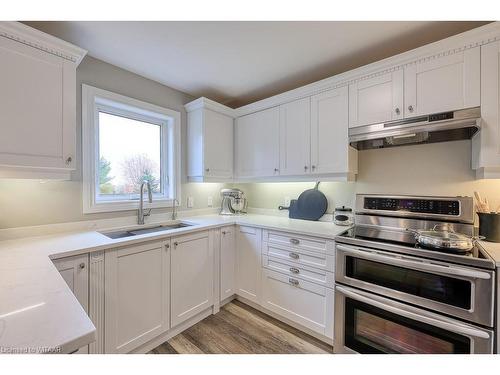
[26,21,490,108]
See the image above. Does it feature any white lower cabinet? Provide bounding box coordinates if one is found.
[220,225,236,301]
[171,230,214,327]
[53,254,89,354]
[261,268,334,338]
[104,240,170,353]
[236,226,262,304]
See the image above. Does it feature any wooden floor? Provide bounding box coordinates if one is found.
[148,300,333,354]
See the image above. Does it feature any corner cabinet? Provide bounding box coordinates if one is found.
[235,107,281,178]
[171,230,214,327]
[0,22,86,179]
[53,254,90,354]
[236,226,262,304]
[472,42,500,178]
[104,240,170,354]
[186,97,234,182]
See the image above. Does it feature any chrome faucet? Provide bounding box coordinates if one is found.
[138,180,153,225]
[172,198,179,220]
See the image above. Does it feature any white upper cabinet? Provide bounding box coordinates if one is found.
[235,107,280,178]
[311,86,357,177]
[404,47,480,117]
[349,69,404,128]
[0,22,86,179]
[472,42,500,179]
[186,97,234,182]
[279,98,311,176]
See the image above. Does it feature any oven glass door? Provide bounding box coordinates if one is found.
[346,256,471,309]
[344,297,470,354]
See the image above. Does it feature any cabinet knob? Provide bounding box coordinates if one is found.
[166,243,170,249]
[288,278,299,287]
[304,166,308,171]
[290,238,300,245]
[311,165,316,171]
[174,242,178,247]
[290,267,300,274]
[205,168,210,172]
[65,156,73,165]
[395,107,401,115]
[408,105,414,113]
[222,231,226,235]
[289,252,300,259]
[274,168,279,173]
[78,263,85,270]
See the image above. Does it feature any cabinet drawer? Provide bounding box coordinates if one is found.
[262,242,334,272]
[261,268,334,338]
[263,229,334,255]
[263,255,334,288]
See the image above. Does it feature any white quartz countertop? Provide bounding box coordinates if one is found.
[478,240,500,266]
[0,214,349,353]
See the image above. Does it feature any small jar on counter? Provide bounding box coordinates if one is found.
[334,206,354,226]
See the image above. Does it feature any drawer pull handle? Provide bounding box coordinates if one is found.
[290,238,300,245]
[290,267,300,274]
[289,278,299,286]
[78,263,85,270]
[289,252,299,259]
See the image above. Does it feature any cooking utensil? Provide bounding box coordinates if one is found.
[474,191,490,213]
[407,224,481,253]
[278,182,328,221]
[295,182,328,221]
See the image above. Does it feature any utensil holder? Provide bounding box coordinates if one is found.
[478,212,500,243]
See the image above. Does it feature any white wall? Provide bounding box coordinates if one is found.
[0,56,227,229]
[236,140,500,222]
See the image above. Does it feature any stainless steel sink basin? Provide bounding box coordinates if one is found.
[100,222,194,239]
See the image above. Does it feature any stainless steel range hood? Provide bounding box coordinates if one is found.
[349,107,481,150]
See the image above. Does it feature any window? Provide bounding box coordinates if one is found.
[82,85,181,213]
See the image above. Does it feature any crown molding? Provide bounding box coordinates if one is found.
[0,21,87,65]
[235,22,500,117]
[184,96,236,117]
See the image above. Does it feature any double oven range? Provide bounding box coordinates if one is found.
[334,194,495,354]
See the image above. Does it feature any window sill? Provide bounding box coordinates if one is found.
[83,198,179,214]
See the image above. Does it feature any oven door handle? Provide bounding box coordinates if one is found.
[336,244,491,280]
[336,285,491,339]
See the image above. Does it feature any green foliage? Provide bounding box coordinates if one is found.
[99,157,115,194]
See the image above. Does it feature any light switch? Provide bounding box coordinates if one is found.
[187,196,194,208]
[207,196,213,207]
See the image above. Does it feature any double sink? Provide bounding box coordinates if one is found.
[100,222,195,239]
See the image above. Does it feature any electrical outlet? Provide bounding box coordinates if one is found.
[284,196,291,207]
[207,196,213,207]
[187,196,194,208]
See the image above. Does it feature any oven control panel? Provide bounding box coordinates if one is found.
[363,197,460,216]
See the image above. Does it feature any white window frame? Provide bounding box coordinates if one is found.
[82,84,181,214]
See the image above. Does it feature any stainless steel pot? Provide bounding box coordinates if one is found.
[408,224,480,252]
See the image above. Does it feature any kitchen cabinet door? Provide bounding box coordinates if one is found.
[220,225,236,301]
[236,226,262,304]
[279,98,311,176]
[186,99,234,182]
[261,268,334,339]
[472,42,500,179]
[105,240,170,353]
[311,86,356,176]
[171,231,213,327]
[349,69,404,128]
[0,29,82,179]
[235,107,280,178]
[53,254,90,354]
[404,47,480,117]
